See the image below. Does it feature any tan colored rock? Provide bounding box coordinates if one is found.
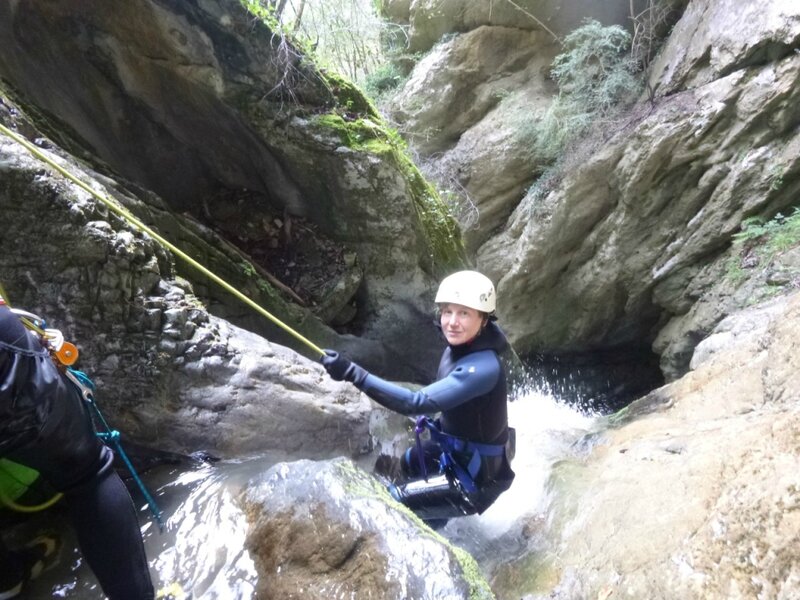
[479,49,800,375]
[515,292,800,599]
[389,26,556,155]
[649,0,800,95]
[390,0,638,53]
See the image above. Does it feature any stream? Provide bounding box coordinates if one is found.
[12,387,599,599]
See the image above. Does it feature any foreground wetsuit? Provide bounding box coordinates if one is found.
[0,305,154,600]
[324,321,515,520]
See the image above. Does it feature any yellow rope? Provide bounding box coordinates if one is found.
[0,121,325,357]
[0,488,63,513]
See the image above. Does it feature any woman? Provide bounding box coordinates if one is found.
[321,270,515,524]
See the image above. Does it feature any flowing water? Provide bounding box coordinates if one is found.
[12,388,599,599]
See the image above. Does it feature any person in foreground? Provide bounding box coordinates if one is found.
[321,270,515,526]
[0,297,154,599]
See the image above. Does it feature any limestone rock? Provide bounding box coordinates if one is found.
[479,42,800,376]
[0,0,462,382]
[388,26,557,156]
[0,89,369,459]
[243,457,495,599]
[502,292,800,599]
[649,0,800,95]
[387,25,559,252]
[388,0,641,53]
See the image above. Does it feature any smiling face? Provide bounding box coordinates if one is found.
[439,302,486,346]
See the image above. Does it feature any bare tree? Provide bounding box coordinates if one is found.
[268,0,289,19]
[292,0,306,32]
[278,0,385,84]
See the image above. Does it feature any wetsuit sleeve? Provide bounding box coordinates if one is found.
[351,350,500,415]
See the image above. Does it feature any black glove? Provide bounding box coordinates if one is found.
[321,349,355,382]
[321,350,370,385]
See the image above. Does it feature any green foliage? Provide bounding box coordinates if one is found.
[520,19,643,171]
[732,210,800,248]
[769,163,786,191]
[551,20,640,114]
[727,208,800,282]
[270,0,387,85]
[239,0,282,30]
[363,62,406,102]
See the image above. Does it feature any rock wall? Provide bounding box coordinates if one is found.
[478,0,800,378]
[382,0,646,53]
[383,0,799,381]
[497,291,800,599]
[0,90,371,458]
[387,25,559,253]
[0,0,464,383]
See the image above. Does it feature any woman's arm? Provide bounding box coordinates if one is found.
[322,349,500,415]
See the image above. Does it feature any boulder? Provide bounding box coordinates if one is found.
[243,457,495,599]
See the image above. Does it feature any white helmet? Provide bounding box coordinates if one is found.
[434,270,496,313]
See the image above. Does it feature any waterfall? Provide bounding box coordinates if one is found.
[436,389,598,577]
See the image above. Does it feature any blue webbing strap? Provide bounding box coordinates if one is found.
[66,368,164,531]
[413,416,429,480]
[414,417,505,495]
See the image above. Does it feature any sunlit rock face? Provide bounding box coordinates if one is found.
[386,25,560,253]
[383,0,644,53]
[380,1,670,254]
[648,0,800,95]
[478,0,800,379]
[243,457,494,599]
[496,291,800,600]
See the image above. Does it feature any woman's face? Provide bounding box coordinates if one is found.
[439,303,485,346]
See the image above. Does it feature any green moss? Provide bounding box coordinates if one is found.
[491,550,560,598]
[313,113,466,275]
[319,71,380,120]
[451,546,496,600]
[336,461,494,600]
[238,0,281,30]
[372,0,388,18]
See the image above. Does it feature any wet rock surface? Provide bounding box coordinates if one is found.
[243,457,494,599]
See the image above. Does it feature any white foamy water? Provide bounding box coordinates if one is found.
[441,388,598,566]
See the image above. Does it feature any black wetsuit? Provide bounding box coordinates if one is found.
[0,305,154,599]
[334,321,515,519]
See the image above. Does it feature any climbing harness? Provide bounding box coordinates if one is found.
[412,416,506,495]
[388,417,513,521]
[0,121,325,359]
